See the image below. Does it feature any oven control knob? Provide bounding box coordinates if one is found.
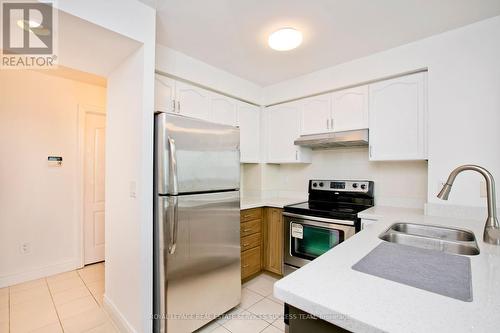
[352,183,358,189]
[319,182,324,187]
[313,182,318,187]
[361,184,367,190]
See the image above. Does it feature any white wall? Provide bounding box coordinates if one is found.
[53,2,156,332]
[262,16,500,211]
[106,47,151,333]
[156,44,263,104]
[241,149,428,208]
[105,19,156,333]
[0,70,106,287]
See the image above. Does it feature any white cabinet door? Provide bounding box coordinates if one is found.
[331,85,368,132]
[176,81,210,121]
[369,72,427,161]
[300,94,332,135]
[155,74,176,113]
[266,102,311,163]
[210,93,238,126]
[237,103,260,163]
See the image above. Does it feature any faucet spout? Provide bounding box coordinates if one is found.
[437,164,499,245]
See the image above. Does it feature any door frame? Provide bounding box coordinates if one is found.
[77,104,106,268]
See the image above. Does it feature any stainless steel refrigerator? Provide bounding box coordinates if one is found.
[153,113,241,333]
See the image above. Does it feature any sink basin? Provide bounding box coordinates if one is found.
[379,223,480,256]
[390,222,475,241]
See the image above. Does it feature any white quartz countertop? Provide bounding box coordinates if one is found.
[240,197,305,210]
[358,205,424,220]
[274,213,500,333]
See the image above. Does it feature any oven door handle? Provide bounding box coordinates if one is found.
[282,212,355,226]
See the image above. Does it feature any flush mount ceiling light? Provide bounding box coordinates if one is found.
[268,28,303,51]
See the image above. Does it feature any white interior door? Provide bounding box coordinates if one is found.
[84,112,106,264]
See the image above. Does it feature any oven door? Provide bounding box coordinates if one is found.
[283,212,356,269]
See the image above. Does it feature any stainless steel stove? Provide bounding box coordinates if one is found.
[283,180,374,275]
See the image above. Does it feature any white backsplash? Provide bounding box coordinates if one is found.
[242,147,428,209]
[424,202,487,221]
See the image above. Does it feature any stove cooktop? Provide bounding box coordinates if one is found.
[284,179,375,221]
[284,201,371,220]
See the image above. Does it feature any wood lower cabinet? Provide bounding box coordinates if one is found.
[241,219,262,237]
[240,208,263,280]
[240,207,284,280]
[263,208,284,275]
[241,246,261,279]
[241,232,261,252]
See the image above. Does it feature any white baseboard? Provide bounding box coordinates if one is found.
[103,295,137,333]
[0,259,80,288]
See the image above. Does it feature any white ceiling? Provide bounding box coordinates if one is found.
[58,11,141,78]
[145,0,500,86]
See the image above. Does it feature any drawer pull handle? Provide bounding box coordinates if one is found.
[242,228,252,232]
[243,243,249,247]
[242,264,250,268]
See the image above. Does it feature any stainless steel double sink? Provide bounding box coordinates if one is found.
[379,222,480,255]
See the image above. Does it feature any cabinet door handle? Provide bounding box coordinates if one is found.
[326,118,329,129]
[369,145,373,158]
[295,151,298,160]
[172,100,175,112]
[177,101,180,113]
[330,118,334,130]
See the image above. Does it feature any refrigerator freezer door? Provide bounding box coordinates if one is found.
[155,113,240,195]
[154,190,241,333]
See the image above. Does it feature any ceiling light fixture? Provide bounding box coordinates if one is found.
[268,28,302,51]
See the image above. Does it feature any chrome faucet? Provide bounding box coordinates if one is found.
[437,165,499,245]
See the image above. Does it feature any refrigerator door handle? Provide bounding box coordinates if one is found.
[167,137,179,195]
[168,196,179,254]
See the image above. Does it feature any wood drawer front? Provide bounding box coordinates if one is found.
[241,219,261,237]
[241,208,263,222]
[241,232,261,252]
[241,246,261,279]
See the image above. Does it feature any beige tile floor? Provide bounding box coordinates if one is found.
[0,262,116,333]
[1,266,283,333]
[195,273,285,333]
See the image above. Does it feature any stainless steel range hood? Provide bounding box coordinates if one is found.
[294,129,369,149]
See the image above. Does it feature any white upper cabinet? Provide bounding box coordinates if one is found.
[368,72,427,161]
[175,81,211,121]
[210,93,238,126]
[154,74,176,113]
[237,102,261,163]
[266,101,312,164]
[300,94,332,135]
[299,86,368,136]
[331,85,368,132]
